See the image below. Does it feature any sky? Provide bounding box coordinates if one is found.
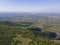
[0,0,60,13]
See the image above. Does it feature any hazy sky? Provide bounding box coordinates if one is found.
[0,0,60,13]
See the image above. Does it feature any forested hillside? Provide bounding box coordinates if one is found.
[0,21,60,45]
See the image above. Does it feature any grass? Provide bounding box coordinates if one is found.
[13,34,32,45]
